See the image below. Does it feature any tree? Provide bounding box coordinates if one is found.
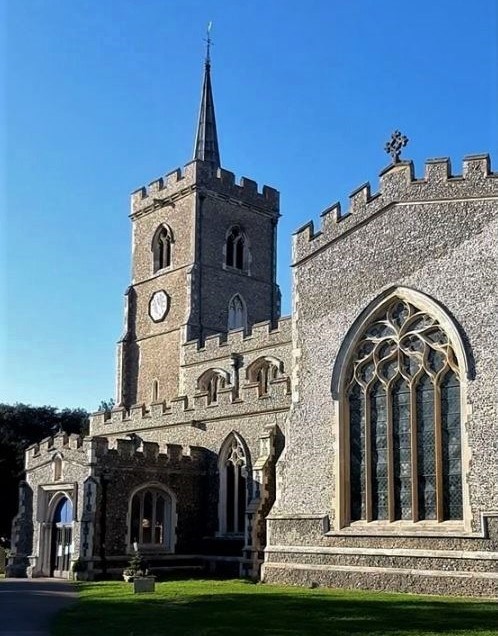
[0,403,89,538]
[97,398,115,412]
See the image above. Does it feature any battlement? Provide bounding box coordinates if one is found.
[183,316,292,365]
[30,432,84,457]
[92,436,206,466]
[293,154,498,264]
[131,159,279,216]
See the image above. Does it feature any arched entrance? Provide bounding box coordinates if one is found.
[50,496,73,577]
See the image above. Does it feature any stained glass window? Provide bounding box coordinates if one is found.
[347,298,462,524]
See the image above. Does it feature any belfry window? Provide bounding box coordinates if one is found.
[228,294,247,331]
[130,487,173,549]
[198,369,229,405]
[345,298,462,524]
[226,227,246,270]
[218,434,249,535]
[152,225,172,272]
[247,357,283,397]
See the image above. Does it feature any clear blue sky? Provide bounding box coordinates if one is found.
[2,0,496,411]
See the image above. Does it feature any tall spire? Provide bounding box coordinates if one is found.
[193,23,221,169]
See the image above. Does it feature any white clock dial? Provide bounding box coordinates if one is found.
[149,290,169,322]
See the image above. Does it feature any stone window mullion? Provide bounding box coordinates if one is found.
[409,381,419,521]
[386,383,395,522]
[364,391,373,522]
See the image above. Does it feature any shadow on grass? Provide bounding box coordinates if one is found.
[53,581,498,636]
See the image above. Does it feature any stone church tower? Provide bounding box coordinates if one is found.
[117,53,280,408]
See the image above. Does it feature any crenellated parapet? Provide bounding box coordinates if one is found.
[27,433,86,470]
[90,371,291,436]
[91,436,207,469]
[293,154,498,264]
[131,159,279,217]
[182,317,292,366]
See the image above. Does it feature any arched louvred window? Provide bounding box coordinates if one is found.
[218,433,250,536]
[225,226,248,271]
[152,225,173,273]
[227,294,247,331]
[198,369,229,406]
[346,298,462,524]
[129,486,173,550]
[247,356,283,397]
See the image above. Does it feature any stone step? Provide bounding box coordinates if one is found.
[262,561,498,598]
[265,545,498,573]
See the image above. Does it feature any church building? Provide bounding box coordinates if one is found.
[8,49,498,597]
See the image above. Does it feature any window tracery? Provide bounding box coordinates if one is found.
[198,369,229,405]
[247,357,283,396]
[129,487,172,548]
[218,434,249,535]
[225,227,248,271]
[346,298,462,524]
[152,225,172,272]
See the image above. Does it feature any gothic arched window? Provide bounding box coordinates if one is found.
[218,433,250,536]
[247,356,283,397]
[228,294,247,331]
[152,225,173,273]
[198,369,229,405]
[225,226,248,271]
[129,486,173,549]
[345,298,462,525]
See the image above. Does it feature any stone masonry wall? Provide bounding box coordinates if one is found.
[274,155,498,531]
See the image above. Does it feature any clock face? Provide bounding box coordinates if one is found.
[149,290,169,322]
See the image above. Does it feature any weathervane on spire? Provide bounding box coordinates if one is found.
[385,130,409,163]
[205,21,213,66]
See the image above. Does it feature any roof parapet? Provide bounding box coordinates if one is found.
[293,154,497,264]
[182,316,292,365]
[131,161,279,216]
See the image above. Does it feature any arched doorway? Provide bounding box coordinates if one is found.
[50,496,73,577]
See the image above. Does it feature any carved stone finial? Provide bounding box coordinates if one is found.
[385,130,409,163]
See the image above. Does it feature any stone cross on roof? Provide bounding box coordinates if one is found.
[385,130,409,163]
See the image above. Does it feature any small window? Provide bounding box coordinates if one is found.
[247,357,283,397]
[225,227,248,271]
[228,294,247,331]
[151,379,159,402]
[198,369,229,405]
[152,225,173,273]
[53,456,63,482]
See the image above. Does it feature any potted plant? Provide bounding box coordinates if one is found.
[122,551,145,582]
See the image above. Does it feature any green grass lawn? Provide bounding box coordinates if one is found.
[53,579,498,636]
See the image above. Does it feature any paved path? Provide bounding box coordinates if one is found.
[0,578,76,636]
